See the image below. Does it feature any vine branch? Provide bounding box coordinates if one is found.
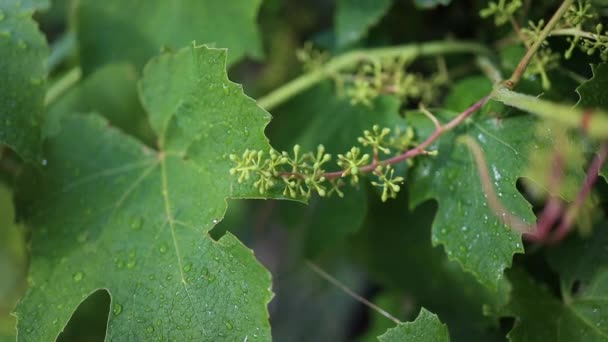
[257,41,491,110]
[506,0,573,88]
[287,96,490,181]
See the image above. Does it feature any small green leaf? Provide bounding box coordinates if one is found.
[408,108,561,288]
[378,308,450,342]
[0,0,48,161]
[15,46,275,340]
[335,0,392,47]
[577,63,608,110]
[75,0,263,74]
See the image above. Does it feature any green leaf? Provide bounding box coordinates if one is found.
[15,46,275,340]
[75,0,263,74]
[335,0,392,47]
[577,63,608,111]
[378,308,450,342]
[409,108,540,289]
[500,262,608,342]
[47,63,154,145]
[408,109,535,288]
[413,0,451,10]
[0,0,48,161]
[268,83,403,256]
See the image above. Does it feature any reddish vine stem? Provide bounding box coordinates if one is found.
[459,136,534,235]
[527,150,566,241]
[317,96,491,180]
[464,135,608,243]
[548,143,608,243]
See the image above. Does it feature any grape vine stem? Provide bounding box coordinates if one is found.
[506,0,573,88]
[257,41,492,110]
[320,96,490,180]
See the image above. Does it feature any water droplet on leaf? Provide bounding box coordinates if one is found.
[131,217,143,230]
[113,303,123,316]
[72,272,84,282]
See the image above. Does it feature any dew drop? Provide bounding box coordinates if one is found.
[126,260,136,269]
[212,219,219,224]
[461,226,468,231]
[146,325,155,333]
[159,243,168,253]
[41,159,48,166]
[184,262,192,273]
[72,271,84,282]
[113,303,123,316]
[224,320,234,330]
[131,217,143,230]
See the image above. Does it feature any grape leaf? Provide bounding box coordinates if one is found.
[15,46,276,341]
[0,0,48,161]
[409,109,544,289]
[268,83,403,256]
[577,63,608,111]
[75,0,263,74]
[335,0,392,47]
[379,308,449,342]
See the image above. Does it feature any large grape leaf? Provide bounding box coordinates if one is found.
[408,108,540,288]
[268,83,403,256]
[0,0,48,161]
[75,0,263,74]
[499,225,608,342]
[335,0,392,47]
[15,46,276,341]
[379,308,449,342]
[407,73,588,288]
